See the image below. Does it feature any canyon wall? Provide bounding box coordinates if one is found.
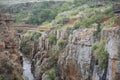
[29,26,120,80]
[0,24,22,80]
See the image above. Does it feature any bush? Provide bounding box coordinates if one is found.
[93,22,101,38]
[46,68,56,80]
[24,31,31,37]
[17,29,24,33]
[57,39,65,47]
[62,18,69,23]
[32,32,41,41]
[92,40,109,69]
[73,20,81,29]
[57,17,69,24]
[56,24,62,30]
[42,21,51,27]
[48,34,57,44]
[66,27,73,35]
[21,39,26,48]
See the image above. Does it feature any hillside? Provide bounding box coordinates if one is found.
[0,1,72,25]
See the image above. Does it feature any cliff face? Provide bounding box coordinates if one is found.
[58,28,94,80]
[103,28,120,80]
[0,24,22,80]
[30,26,120,80]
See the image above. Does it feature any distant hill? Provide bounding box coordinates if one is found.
[0,0,115,26]
[0,0,74,5]
[0,1,72,25]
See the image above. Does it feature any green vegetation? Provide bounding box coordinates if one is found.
[21,39,26,48]
[66,27,73,35]
[57,17,69,24]
[24,31,31,37]
[57,39,65,47]
[93,22,101,38]
[32,32,41,41]
[0,61,14,80]
[1,0,115,29]
[48,34,57,44]
[73,20,81,29]
[17,29,24,33]
[101,16,116,28]
[41,22,51,27]
[46,67,56,80]
[92,40,109,69]
[74,0,86,7]
[26,9,57,25]
[54,1,114,29]
[9,1,71,25]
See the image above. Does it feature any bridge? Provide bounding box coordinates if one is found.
[14,25,37,30]
[14,25,51,31]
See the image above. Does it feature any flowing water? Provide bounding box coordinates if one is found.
[22,57,34,80]
[19,52,34,80]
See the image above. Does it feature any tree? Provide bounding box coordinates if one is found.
[74,0,85,6]
[26,9,57,25]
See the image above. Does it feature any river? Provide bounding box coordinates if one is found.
[19,52,34,80]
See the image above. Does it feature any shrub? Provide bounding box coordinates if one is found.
[66,27,73,35]
[42,21,51,27]
[62,18,69,23]
[73,20,81,29]
[17,29,24,33]
[93,22,101,38]
[24,31,31,37]
[92,40,109,69]
[103,7,114,16]
[48,34,57,44]
[57,18,69,24]
[57,39,65,47]
[21,39,26,48]
[32,32,41,41]
[70,10,79,16]
[46,68,56,80]
[56,24,62,30]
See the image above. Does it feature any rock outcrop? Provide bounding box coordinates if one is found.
[0,24,22,80]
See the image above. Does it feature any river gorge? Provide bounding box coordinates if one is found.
[0,0,120,80]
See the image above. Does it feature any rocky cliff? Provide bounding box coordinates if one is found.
[0,23,22,80]
[27,25,120,80]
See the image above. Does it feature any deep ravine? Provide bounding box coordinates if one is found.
[19,52,34,80]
